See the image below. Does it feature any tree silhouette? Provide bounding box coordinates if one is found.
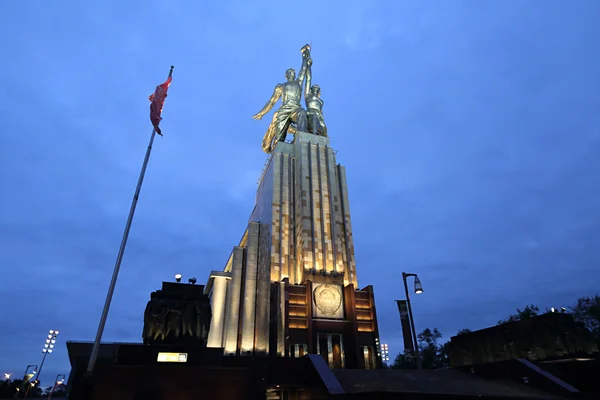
[390,327,449,369]
[497,304,540,325]
[570,294,600,342]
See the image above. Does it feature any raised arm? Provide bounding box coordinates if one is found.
[252,84,283,120]
[304,58,312,98]
[297,54,309,86]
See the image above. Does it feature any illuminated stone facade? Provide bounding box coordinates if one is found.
[205,132,381,369]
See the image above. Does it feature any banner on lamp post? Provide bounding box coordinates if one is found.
[396,300,415,355]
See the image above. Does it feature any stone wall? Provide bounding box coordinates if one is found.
[449,313,599,367]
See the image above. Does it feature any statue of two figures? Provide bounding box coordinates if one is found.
[142,297,211,345]
[253,44,327,154]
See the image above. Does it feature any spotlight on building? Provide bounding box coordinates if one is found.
[188,277,197,285]
[561,307,566,313]
[175,273,182,283]
[3,373,10,380]
[551,307,556,313]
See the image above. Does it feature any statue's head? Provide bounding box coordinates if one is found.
[285,68,296,81]
[310,84,321,97]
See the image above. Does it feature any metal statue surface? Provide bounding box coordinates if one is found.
[253,45,311,153]
[304,56,327,137]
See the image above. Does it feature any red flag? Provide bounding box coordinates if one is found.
[149,75,172,136]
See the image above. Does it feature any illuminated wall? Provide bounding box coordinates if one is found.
[261,132,358,287]
[206,131,365,358]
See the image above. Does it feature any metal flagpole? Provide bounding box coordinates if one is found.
[85,66,173,377]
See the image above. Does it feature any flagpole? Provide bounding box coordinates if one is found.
[85,66,174,377]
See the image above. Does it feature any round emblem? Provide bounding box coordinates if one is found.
[313,284,342,317]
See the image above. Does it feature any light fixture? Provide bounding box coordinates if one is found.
[48,349,53,353]
[175,273,182,283]
[3,373,10,380]
[49,330,54,334]
[188,277,197,284]
[414,276,423,294]
[51,340,56,344]
[43,349,47,353]
[551,307,556,313]
[561,307,566,313]
[47,335,52,339]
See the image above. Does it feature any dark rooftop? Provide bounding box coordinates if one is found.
[332,369,566,399]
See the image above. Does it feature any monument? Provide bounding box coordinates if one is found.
[205,44,382,369]
[142,281,212,347]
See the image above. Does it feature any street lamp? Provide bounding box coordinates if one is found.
[402,272,423,370]
[175,273,182,283]
[22,365,38,383]
[47,374,66,400]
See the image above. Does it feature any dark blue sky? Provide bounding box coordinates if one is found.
[2,0,600,386]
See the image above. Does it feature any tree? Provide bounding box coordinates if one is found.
[52,383,68,397]
[497,304,540,325]
[456,328,472,335]
[390,327,449,369]
[570,294,600,342]
[390,352,417,369]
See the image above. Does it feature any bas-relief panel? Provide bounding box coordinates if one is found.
[312,283,344,320]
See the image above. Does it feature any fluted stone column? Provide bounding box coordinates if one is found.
[224,246,244,355]
[240,222,260,354]
[206,272,231,348]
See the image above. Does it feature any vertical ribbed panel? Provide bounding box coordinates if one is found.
[280,153,291,280]
[309,143,323,272]
[278,280,287,356]
[270,153,282,282]
[224,247,244,354]
[255,222,271,354]
[325,147,344,273]
[240,222,260,353]
[206,275,229,348]
[337,165,357,287]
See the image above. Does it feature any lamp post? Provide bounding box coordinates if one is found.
[402,272,423,370]
[175,273,182,283]
[47,374,66,400]
[25,330,59,399]
[21,365,38,397]
[22,365,37,382]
